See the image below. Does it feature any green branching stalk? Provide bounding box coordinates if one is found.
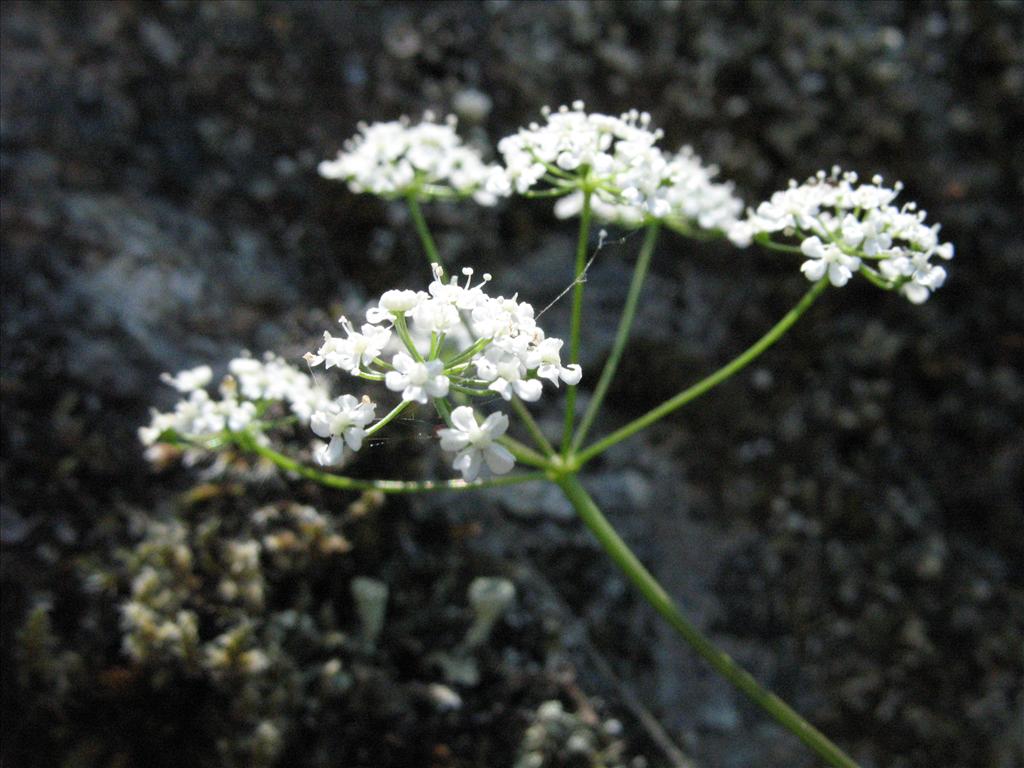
[239,436,545,494]
[555,474,860,768]
[365,400,412,439]
[572,222,660,452]
[407,194,443,274]
[498,435,550,469]
[509,396,556,456]
[576,278,829,467]
[392,314,424,361]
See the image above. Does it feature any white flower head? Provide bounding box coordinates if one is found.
[385,353,449,403]
[302,263,583,480]
[470,294,537,340]
[526,337,582,386]
[733,167,954,302]
[310,394,376,466]
[438,406,515,481]
[140,354,331,451]
[319,113,507,205]
[497,103,663,197]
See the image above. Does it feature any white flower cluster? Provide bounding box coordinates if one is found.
[319,102,744,234]
[305,265,582,480]
[496,102,744,232]
[318,112,505,205]
[553,145,744,231]
[138,354,332,448]
[494,102,663,195]
[729,168,954,303]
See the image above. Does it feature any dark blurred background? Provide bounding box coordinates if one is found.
[2,2,1022,767]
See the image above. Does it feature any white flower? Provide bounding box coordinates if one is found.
[305,318,391,374]
[799,236,861,286]
[410,296,462,334]
[526,338,582,386]
[319,113,506,204]
[438,406,515,481]
[160,365,213,393]
[384,353,449,403]
[470,294,538,340]
[425,266,492,311]
[310,394,376,466]
[474,345,543,402]
[879,251,948,304]
[366,289,426,323]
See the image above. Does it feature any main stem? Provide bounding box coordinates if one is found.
[555,474,860,768]
[407,195,443,274]
[561,188,593,455]
[577,278,829,466]
[572,221,660,452]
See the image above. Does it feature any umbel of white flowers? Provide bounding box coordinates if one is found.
[303,264,581,480]
[727,167,955,303]
[139,353,332,452]
[318,111,506,206]
[142,265,582,482]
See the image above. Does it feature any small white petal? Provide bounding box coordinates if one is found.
[482,444,515,475]
[559,364,582,385]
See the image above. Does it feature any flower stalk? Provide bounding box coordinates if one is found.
[571,221,660,452]
[407,194,443,274]
[239,435,545,494]
[561,186,593,455]
[554,474,859,768]
[574,277,829,467]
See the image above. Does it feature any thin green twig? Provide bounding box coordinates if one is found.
[242,437,545,494]
[510,395,556,456]
[572,222,660,452]
[407,194,443,274]
[576,278,829,466]
[561,187,593,456]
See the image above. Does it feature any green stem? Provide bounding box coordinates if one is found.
[858,264,896,290]
[242,437,544,494]
[664,218,724,242]
[755,234,805,255]
[449,383,494,396]
[577,278,828,467]
[561,187,593,455]
[498,435,550,469]
[365,400,412,438]
[407,195,443,275]
[510,396,556,456]
[571,222,660,452]
[444,337,491,369]
[555,474,860,768]
[433,395,454,426]
[393,314,424,362]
